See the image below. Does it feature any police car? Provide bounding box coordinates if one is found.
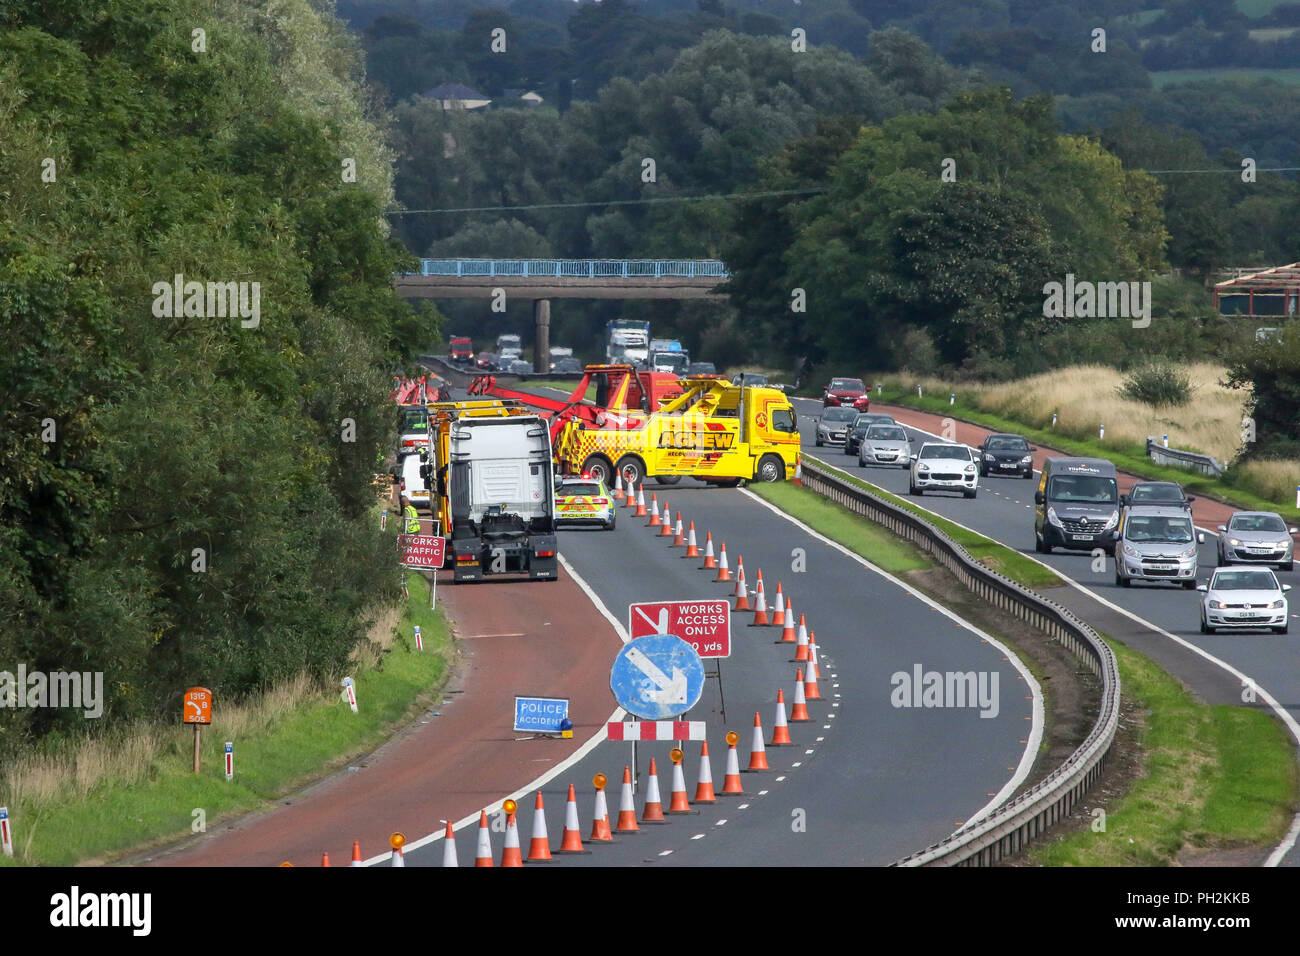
[555,475,617,530]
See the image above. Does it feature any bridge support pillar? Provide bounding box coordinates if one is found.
[533,298,550,373]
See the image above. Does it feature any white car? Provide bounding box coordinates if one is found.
[1198,567,1291,634]
[909,442,979,498]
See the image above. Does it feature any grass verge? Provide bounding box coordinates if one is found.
[755,473,1298,865]
[1029,636,1296,865]
[0,575,451,866]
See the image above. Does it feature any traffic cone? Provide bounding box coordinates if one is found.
[772,583,786,627]
[659,504,673,536]
[500,812,523,867]
[391,845,404,867]
[590,783,614,843]
[694,741,717,804]
[715,542,731,580]
[624,479,636,507]
[672,513,685,546]
[720,738,744,795]
[747,712,771,771]
[641,759,667,823]
[809,632,822,683]
[526,791,553,862]
[613,470,622,498]
[684,522,699,558]
[475,810,494,867]
[615,766,640,833]
[780,601,797,644]
[734,557,749,610]
[805,652,822,701]
[790,668,812,721]
[792,614,809,658]
[750,570,769,626]
[350,841,362,867]
[442,821,459,867]
[321,852,330,867]
[635,486,647,517]
[700,532,716,569]
[558,785,589,853]
[647,493,661,526]
[667,756,693,814]
[770,689,793,745]
[793,454,802,487]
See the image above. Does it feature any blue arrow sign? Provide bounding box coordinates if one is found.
[610,634,705,720]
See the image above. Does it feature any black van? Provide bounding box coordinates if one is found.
[1034,457,1120,554]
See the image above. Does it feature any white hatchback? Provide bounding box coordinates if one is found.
[1198,567,1291,634]
[909,442,979,498]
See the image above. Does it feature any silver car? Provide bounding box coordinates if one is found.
[815,406,857,447]
[1113,506,1199,588]
[858,424,911,468]
[1215,511,1296,571]
[1198,567,1291,634]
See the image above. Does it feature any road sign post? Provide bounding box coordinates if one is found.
[224,741,234,782]
[0,807,12,857]
[182,686,212,774]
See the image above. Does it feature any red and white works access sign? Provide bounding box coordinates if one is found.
[628,599,730,659]
[400,534,445,570]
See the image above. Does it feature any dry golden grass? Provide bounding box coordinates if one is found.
[1236,459,1300,504]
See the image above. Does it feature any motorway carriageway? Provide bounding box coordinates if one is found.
[802,397,1300,866]
[398,421,1041,864]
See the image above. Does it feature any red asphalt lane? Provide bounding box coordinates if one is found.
[142,565,620,867]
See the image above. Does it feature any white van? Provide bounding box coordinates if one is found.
[399,452,431,510]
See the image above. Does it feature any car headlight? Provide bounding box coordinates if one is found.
[1103,511,1119,530]
[964,464,977,474]
[1182,545,1198,560]
[1020,455,1033,464]
[984,454,995,461]
[1228,538,1241,546]
[1047,506,1062,527]
[1122,544,1139,558]
[1278,541,1292,550]
[1208,600,1224,609]
[1270,599,1285,608]
[917,464,929,473]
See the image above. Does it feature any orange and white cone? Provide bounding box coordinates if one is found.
[391,845,405,867]
[500,811,523,867]
[659,504,674,536]
[442,821,459,867]
[772,583,786,627]
[809,632,822,682]
[615,766,640,833]
[641,758,667,823]
[475,811,494,867]
[770,689,793,745]
[558,784,588,853]
[793,454,802,487]
[734,558,749,610]
[321,852,331,867]
[350,841,363,867]
[790,668,812,722]
[590,783,614,843]
[780,601,797,644]
[635,486,647,517]
[667,755,692,814]
[700,532,716,569]
[684,522,699,558]
[805,652,822,701]
[613,470,623,498]
[792,614,809,658]
[747,712,771,771]
[720,736,744,795]
[624,479,636,507]
[750,570,769,626]
[693,741,717,803]
[526,791,553,862]
[715,542,731,580]
[672,513,686,546]
[647,493,661,526]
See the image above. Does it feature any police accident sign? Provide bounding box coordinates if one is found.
[628,599,731,658]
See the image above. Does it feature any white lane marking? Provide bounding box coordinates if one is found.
[807,449,1300,867]
[805,749,815,754]
[775,775,786,781]
[738,803,750,809]
[659,849,673,856]
[363,553,627,864]
[758,790,769,795]
[715,819,727,826]
[792,762,802,767]
[691,833,705,840]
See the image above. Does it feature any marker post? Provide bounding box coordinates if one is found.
[0,807,13,857]
[414,625,423,652]
[224,742,234,781]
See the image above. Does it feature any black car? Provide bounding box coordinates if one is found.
[1121,481,1195,511]
[845,413,897,455]
[686,361,718,375]
[977,433,1036,478]
[552,356,583,374]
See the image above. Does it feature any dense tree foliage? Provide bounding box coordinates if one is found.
[0,0,436,752]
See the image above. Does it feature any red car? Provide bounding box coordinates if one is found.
[823,377,870,410]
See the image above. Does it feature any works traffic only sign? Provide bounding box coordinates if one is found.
[610,634,705,720]
[400,534,445,570]
[629,599,730,658]
[514,696,570,735]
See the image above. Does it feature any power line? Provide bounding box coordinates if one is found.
[385,187,829,216]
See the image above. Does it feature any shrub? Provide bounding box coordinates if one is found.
[1117,361,1196,406]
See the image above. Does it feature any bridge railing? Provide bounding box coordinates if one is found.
[407,259,731,279]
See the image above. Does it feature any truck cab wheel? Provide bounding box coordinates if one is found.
[614,455,646,490]
[755,454,785,482]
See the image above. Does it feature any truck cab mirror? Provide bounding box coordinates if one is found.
[1034,491,1044,505]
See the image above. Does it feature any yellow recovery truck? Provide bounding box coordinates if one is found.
[554,378,801,487]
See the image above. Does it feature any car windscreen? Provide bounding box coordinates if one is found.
[985,436,1027,451]
[820,408,856,422]
[1124,516,1194,543]
[1212,570,1279,590]
[853,414,893,429]
[1229,514,1287,533]
[399,410,428,431]
[919,445,969,460]
[1131,484,1182,502]
[866,426,907,441]
[830,379,863,390]
[1047,475,1118,503]
[560,483,602,497]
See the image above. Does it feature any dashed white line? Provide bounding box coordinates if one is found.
[691,833,705,840]
[659,849,673,856]
[737,803,750,809]
[791,761,802,767]
[775,775,786,781]
[758,790,769,795]
[715,819,727,826]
